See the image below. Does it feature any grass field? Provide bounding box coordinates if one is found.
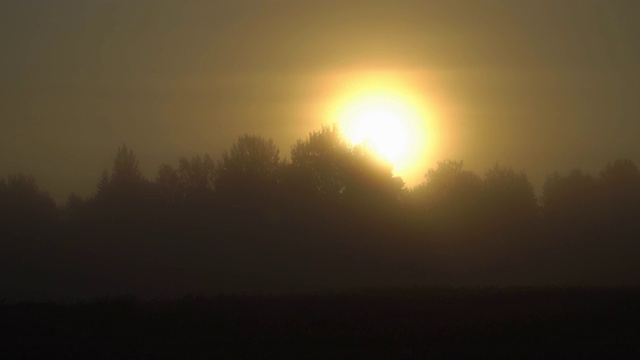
[2,287,639,358]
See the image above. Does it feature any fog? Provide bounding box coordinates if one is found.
[1,0,639,202]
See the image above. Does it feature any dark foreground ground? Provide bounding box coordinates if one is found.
[2,287,639,359]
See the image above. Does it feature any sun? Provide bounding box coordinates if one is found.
[339,94,413,164]
[328,72,433,180]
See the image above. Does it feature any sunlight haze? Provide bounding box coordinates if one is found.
[327,71,437,185]
[1,0,639,202]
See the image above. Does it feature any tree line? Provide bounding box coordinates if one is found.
[2,126,640,298]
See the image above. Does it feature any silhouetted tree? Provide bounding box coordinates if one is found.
[480,164,538,227]
[111,145,144,185]
[156,156,216,205]
[598,159,640,242]
[215,134,283,198]
[0,173,58,235]
[89,145,156,224]
[600,159,640,191]
[471,165,541,271]
[96,170,110,196]
[5,121,640,293]
[64,192,88,222]
[156,164,182,205]
[220,134,281,178]
[95,145,149,201]
[542,169,601,222]
[342,145,405,209]
[414,160,483,219]
[288,125,352,198]
[178,155,216,202]
[539,163,640,281]
[599,159,640,213]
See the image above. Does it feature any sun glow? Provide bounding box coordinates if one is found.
[328,72,434,181]
[339,95,413,164]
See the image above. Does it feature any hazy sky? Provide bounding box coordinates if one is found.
[2,0,639,202]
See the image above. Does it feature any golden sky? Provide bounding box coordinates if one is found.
[1,0,640,201]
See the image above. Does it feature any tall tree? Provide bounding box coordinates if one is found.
[599,159,640,223]
[156,164,182,205]
[64,192,87,222]
[111,145,144,185]
[542,169,600,221]
[416,160,483,214]
[288,125,352,198]
[0,173,58,233]
[481,164,538,224]
[599,159,640,199]
[342,145,404,207]
[215,134,282,196]
[178,155,216,201]
[94,145,150,204]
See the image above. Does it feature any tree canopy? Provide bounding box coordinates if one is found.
[3,125,640,294]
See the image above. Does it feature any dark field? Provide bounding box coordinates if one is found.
[2,288,639,359]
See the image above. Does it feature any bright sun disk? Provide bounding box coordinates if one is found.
[329,76,431,181]
[340,95,412,164]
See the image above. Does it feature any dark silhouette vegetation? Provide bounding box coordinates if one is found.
[2,288,639,358]
[2,129,640,300]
